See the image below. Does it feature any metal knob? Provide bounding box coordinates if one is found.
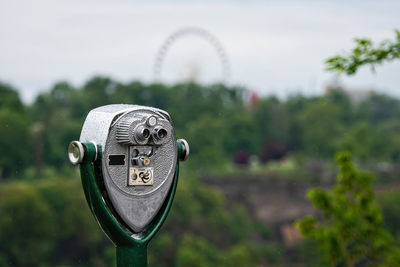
[68,141,84,165]
[178,139,190,161]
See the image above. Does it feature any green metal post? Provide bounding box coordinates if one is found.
[117,245,148,267]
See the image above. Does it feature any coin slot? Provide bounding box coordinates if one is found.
[108,155,126,165]
[132,149,139,157]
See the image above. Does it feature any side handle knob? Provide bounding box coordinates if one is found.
[177,139,190,162]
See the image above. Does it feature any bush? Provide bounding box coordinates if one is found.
[296,152,400,266]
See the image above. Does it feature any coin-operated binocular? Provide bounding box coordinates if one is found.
[68,105,189,267]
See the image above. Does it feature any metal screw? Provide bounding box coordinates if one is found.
[143,157,151,166]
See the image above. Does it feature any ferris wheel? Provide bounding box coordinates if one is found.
[152,27,231,83]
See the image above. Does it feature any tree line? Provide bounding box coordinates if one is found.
[2,77,400,179]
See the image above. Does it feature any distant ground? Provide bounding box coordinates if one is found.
[203,174,400,244]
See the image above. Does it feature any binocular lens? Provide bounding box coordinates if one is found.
[142,128,150,139]
[136,126,151,142]
[153,127,168,141]
[157,128,167,139]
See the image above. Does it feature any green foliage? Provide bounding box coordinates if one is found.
[377,190,400,238]
[0,82,32,178]
[287,240,325,267]
[0,108,31,179]
[164,177,255,246]
[297,100,344,156]
[185,115,228,170]
[357,93,400,124]
[326,30,400,75]
[0,184,54,266]
[176,235,222,267]
[296,152,400,266]
[176,235,258,267]
[0,82,25,112]
[253,96,289,146]
[0,178,114,267]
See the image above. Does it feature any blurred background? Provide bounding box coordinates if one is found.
[1,0,400,266]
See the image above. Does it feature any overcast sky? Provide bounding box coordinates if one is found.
[0,0,399,103]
